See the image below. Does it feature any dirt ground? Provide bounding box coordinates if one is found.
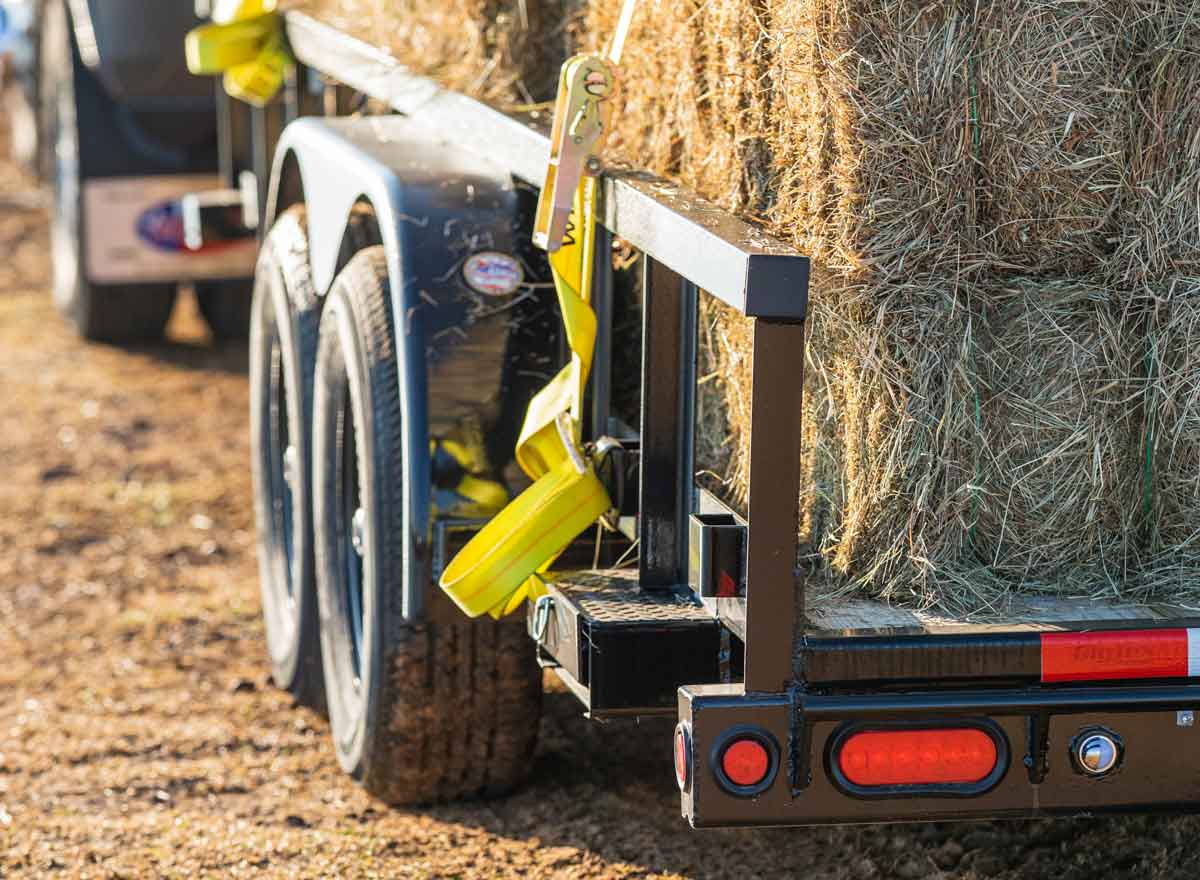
[3,131,1200,880]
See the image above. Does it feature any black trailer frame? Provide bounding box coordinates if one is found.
[220,10,1200,829]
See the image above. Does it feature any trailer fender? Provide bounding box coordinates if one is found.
[264,114,555,620]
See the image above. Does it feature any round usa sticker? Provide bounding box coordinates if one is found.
[463,252,524,297]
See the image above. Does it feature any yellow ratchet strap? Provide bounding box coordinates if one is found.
[439,55,620,620]
[185,0,289,106]
[431,437,511,519]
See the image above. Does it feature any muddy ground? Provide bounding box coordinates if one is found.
[2,130,1200,880]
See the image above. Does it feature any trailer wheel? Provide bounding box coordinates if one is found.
[44,0,176,343]
[250,206,327,709]
[197,281,253,341]
[7,21,46,180]
[313,247,541,804]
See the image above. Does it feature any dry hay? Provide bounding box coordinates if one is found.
[297,0,576,104]
[590,0,1200,610]
[587,0,1145,282]
[974,2,1135,277]
[1142,278,1200,588]
[957,281,1148,602]
[1115,2,1200,283]
[297,0,1194,282]
[292,0,1200,610]
[708,276,1182,613]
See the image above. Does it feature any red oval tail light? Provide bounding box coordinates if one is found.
[838,727,999,788]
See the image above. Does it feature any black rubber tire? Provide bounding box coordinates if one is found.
[44,0,177,343]
[5,83,43,179]
[198,200,380,342]
[250,205,327,710]
[7,57,47,180]
[249,204,380,709]
[4,0,48,180]
[312,246,541,805]
[197,280,253,341]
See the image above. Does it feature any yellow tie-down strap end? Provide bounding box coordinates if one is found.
[185,0,289,106]
[439,418,612,620]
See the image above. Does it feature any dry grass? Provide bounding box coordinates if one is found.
[297,0,1197,282]
[595,0,1200,610]
[974,2,1134,276]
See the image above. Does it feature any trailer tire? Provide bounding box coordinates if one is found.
[8,62,47,181]
[313,247,541,805]
[44,0,177,343]
[4,0,49,180]
[250,205,328,710]
[197,281,253,341]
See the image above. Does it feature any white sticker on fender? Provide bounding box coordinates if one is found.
[83,175,258,285]
[1189,628,1200,678]
[462,251,524,297]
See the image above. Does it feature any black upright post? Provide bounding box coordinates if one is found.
[741,318,806,693]
[638,257,697,589]
[587,225,614,442]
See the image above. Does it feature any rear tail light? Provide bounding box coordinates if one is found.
[711,727,779,797]
[831,722,1007,797]
[673,723,691,791]
[721,738,770,787]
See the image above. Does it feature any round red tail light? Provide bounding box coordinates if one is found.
[673,723,691,790]
[721,738,771,787]
[711,728,780,796]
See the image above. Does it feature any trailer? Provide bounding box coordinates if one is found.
[196,8,1200,827]
[2,0,257,342]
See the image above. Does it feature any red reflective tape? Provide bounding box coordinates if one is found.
[1041,628,1191,683]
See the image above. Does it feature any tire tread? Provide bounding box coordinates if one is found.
[321,247,540,806]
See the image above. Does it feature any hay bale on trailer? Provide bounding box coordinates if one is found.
[295,0,1200,612]
[296,0,575,103]
[699,274,1154,613]
[586,0,1137,280]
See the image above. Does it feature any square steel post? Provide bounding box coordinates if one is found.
[587,225,614,441]
[742,318,806,693]
[638,257,697,589]
[251,98,285,238]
